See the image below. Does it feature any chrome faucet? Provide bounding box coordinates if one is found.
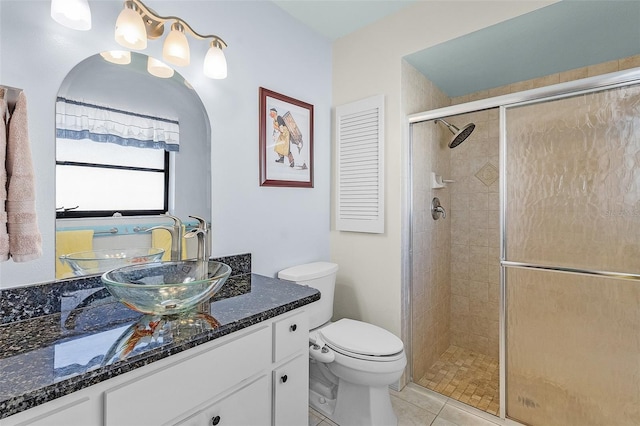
[148,213,184,261]
[185,215,211,262]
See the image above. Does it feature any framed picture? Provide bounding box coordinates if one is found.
[259,87,314,187]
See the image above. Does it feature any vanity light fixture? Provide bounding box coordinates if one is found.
[163,23,190,66]
[114,0,228,79]
[203,40,227,79]
[114,2,147,50]
[51,0,92,31]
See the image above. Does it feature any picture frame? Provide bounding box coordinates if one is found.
[259,87,314,187]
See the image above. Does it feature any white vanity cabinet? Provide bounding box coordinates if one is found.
[2,308,309,426]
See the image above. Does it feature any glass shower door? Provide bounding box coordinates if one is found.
[503,83,640,426]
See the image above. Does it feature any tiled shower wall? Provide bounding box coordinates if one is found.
[444,110,500,358]
[403,61,451,380]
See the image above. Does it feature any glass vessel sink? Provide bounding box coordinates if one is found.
[101,260,232,315]
[60,248,165,276]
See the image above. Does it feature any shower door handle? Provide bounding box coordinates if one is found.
[431,197,446,220]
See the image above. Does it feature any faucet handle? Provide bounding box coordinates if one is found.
[189,215,209,231]
[164,213,182,226]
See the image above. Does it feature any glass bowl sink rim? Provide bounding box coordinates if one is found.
[101,260,232,289]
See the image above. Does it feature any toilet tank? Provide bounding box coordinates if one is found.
[278,262,338,329]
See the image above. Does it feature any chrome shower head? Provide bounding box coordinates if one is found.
[435,118,475,148]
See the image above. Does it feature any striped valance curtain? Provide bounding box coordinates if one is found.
[55,97,180,152]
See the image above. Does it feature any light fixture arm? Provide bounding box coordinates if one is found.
[126,0,227,48]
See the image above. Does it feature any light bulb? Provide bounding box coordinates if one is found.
[147,57,174,79]
[115,6,147,50]
[203,41,227,79]
[51,0,91,31]
[163,23,190,66]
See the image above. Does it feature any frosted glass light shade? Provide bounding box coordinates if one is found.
[100,50,131,65]
[51,0,91,31]
[115,7,147,50]
[147,57,174,79]
[203,43,227,79]
[163,24,190,66]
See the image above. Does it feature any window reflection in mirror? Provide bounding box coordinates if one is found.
[55,52,211,279]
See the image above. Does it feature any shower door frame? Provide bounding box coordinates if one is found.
[403,67,640,421]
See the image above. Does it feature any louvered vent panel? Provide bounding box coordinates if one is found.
[336,95,384,233]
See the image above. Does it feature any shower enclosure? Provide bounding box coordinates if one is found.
[405,68,640,425]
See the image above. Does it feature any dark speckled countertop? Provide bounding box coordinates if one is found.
[0,254,319,420]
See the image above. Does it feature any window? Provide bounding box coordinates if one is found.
[55,97,177,218]
[56,139,169,218]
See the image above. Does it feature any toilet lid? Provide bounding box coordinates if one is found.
[318,318,404,357]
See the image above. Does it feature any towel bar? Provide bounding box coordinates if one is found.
[1,84,23,114]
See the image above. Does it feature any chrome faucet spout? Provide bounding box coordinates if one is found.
[185,215,210,262]
[186,229,208,262]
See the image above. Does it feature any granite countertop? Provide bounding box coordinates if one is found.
[0,270,319,419]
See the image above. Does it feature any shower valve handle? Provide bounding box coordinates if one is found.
[431,197,446,220]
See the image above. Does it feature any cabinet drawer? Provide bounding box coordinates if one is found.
[104,325,271,426]
[272,310,308,363]
[174,375,270,426]
[272,354,308,426]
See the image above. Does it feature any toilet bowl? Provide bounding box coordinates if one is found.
[278,262,407,426]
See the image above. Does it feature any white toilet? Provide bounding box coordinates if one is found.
[278,262,406,426]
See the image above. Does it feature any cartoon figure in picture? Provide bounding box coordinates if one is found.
[270,107,308,170]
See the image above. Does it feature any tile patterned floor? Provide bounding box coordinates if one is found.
[309,383,511,426]
[416,345,500,416]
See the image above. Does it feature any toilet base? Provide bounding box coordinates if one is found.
[309,387,336,418]
[310,378,397,426]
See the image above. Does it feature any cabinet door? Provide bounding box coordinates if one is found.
[272,354,308,426]
[175,375,270,426]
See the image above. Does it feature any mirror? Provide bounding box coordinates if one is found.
[55,52,211,278]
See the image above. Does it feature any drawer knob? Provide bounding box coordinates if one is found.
[211,415,221,425]
[281,374,288,383]
[289,324,297,332]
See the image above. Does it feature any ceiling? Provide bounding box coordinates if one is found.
[272,0,417,40]
[272,1,640,98]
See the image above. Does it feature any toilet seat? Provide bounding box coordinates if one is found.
[318,319,404,362]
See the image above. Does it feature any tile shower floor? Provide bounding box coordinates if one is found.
[416,345,500,416]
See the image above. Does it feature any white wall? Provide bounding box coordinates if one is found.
[0,0,332,288]
[330,1,555,337]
